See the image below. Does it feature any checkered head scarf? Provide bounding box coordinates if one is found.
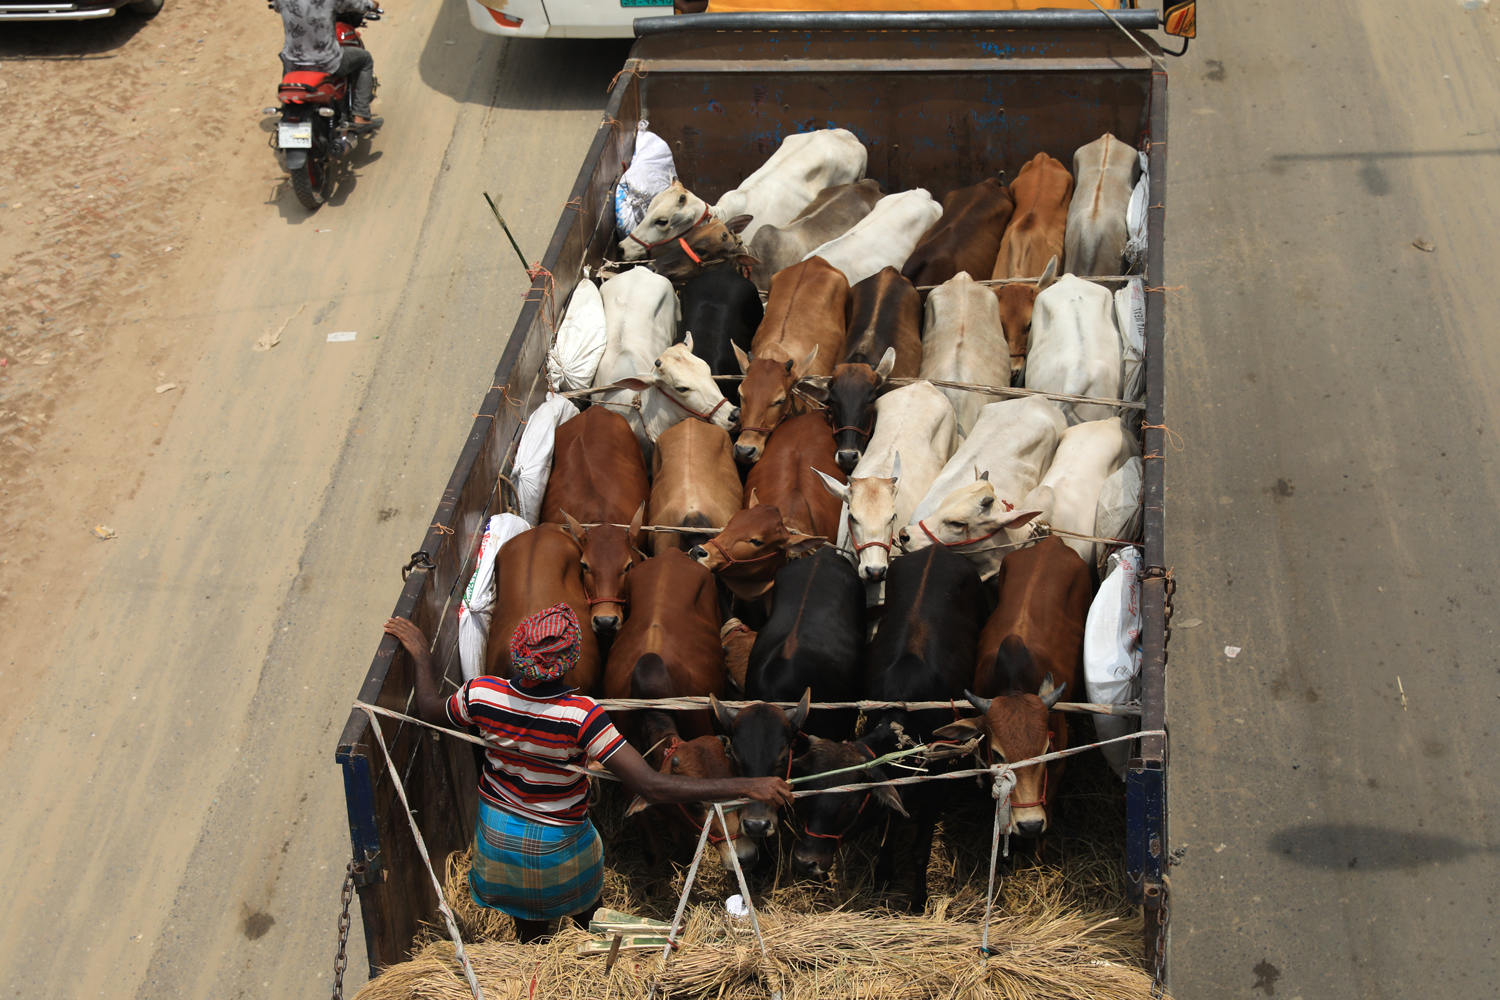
[509,602,582,682]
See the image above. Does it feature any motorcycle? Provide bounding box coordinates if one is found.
[266,4,383,211]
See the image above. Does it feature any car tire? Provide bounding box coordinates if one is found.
[125,0,165,17]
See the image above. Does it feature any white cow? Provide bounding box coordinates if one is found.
[1064,133,1141,278]
[620,129,867,258]
[814,380,955,583]
[802,189,943,287]
[1024,274,1122,425]
[919,271,1011,437]
[1021,417,1140,567]
[595,269,737,456]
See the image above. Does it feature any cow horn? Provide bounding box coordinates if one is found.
[964,689,992,713]
[1038,674,1067,709]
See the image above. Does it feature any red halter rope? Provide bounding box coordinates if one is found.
[912,495,1017,549]
[847,512,893,555]
[801,744,877,844]
[829,415,873,442]
[704,536,785,570]
[659,389,731,424]
[987,732,1053,810]
[627,203,713,256]
[655,736,740,846]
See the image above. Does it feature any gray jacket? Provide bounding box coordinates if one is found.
[273,0,376,74]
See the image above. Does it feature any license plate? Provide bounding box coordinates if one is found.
[278,122,313,149]
[620,0,672,6]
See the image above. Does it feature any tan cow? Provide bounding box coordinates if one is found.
[648,419,743,556]
[992,152,1073,380]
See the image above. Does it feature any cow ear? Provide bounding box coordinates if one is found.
[889,451,902,487]
[629,501,648,552]
[797,378,829,402]
[562,511,585,547]
[682,331,695,354]
[792,345,820,381]
[710,692,739,731]
[788,688,812,730]
[1037,255,1059,292]
[978,468,990,482]
[1003,508,1044,530]
[735,252,761,266]
[733,342,752,374]
[625,795,651,817]
[1039,673,1067,709]
[615,375,654,392]
[933,717,984,741]
[747,487,760,508]
[726,214,753,235]
[813,468,851,504]
[874,347,896,382]
[786,533,827,557]
[869,773,909,818]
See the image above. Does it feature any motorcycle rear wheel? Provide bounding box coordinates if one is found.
[289,154,334,212]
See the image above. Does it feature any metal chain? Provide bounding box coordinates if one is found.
[1150,886,1170,998]
[331,860,356,1000]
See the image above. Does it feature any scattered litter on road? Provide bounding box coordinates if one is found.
[1412,238,1436,252]
[109,252,122,259]
[1224,645,1241,658]
[1213,843,1226,853]
[315,228,334,233]
[254,302,305,351]
[1176,617,1203,629]
[1397,675,1408,711]
[327,331,357,342]
[155,383,177,394]
[69,328,85,337]
[93,525,117,540]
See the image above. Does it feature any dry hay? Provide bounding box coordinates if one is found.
[359,717,1161,999]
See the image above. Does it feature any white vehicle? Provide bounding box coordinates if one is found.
[466,0,658,38]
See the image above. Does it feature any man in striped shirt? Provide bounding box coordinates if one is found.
[385,603,791,942]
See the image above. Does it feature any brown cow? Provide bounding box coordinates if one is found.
[649,214,758,286]
[933,535,1091,840]
[734,256,849,464]
[720,618,757,693]
[992,154,1072,382]
[541,407,652,634]
[742,413,845,541]
[623,725,750,867]
[747,180,884,292]
[689,503,825,601]
[843,267,922,374]
[902,178,1015,295]
[648,419,742,556]
[995,257,1059,382]
[486,526,601,692]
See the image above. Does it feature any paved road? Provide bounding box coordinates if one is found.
[0,4,629,996]
[1166,2,1500,997]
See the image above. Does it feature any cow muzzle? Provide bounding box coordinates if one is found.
[791,847,832,878]
[741,814,775,838]
[688,544,710,563]
[1014,818,1046,839]
[592,614,619,634]
[835,449,861,472]
[733,442,762,464]
[859,562,887,583]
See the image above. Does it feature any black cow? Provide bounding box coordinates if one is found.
[677,269,764,406]
[713,548,865,838]
[790,543,986,910]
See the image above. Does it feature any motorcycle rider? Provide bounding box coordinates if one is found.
[272,0,383,133]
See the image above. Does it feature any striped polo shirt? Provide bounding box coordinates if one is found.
[447,676,626,826]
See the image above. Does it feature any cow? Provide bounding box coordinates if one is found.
[815,380,956,583]
[843,267,922,374]
[1022,417,1140,567]
[919,271,1012,436]
[649,213,757,286]
[623,726,750,869]
[933,535,1092,841]
[788,724,909,881]
[743,413,846,541]
[540,406,653,635]
[689,503,825,602]
[602,549,751,864]
[677,269,764,406]
[718,547,865,840]
[991,151,1074,280]
[486,526,601,692]
[1023,274,1122,425]
[721,618,757,693]
[901,177,1015,296]
[648,419,742,556]
[620,129,868,257]
[747,179,884,291]
[733,256,849,464]
[995,256,1059,385]
[791,543,986,911]
[803,189,944,287]
[824,354,894,474]
[1065,133,1141,279]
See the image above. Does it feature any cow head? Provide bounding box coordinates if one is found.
[712,690,810,839]
[613,338,740,434]
[824,348,895,473]
[620,181,710,261]
[627,733,756,866]
[689,501,825,600]
[932,637,1066,838]
[789,729,907,878]
[732,344,822,464]
[898,476,1041,579]
[995,255,1058,383]
[562,504,646,635]
[815,456,900,583]
[650,215,758,285]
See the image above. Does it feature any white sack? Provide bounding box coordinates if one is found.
[548,280,608,392]
[513,392,579,525]
[1094,456,1143,551]
[1113,277,1146,406]
[614,124,677,239]
[1124,149,1149,268]
[1084,547,1143,780]
[457,512,531,682]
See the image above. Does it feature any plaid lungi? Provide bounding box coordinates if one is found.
[470,797,603,920]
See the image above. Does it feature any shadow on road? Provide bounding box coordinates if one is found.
[0,13,151,57]
[1267,822,1492,872]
